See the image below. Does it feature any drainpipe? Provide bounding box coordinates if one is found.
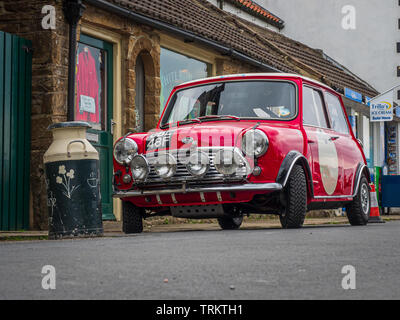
[63,0,86,121]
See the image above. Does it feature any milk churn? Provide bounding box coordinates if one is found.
[44,121,103,239]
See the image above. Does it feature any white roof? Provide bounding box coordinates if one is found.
[179,73,333,91]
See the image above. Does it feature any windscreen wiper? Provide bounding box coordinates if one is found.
[160,118,201,129]
[196,115,240,122]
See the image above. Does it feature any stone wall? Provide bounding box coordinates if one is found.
[216,57,259,75]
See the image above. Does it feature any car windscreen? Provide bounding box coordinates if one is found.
[161,80,297,125]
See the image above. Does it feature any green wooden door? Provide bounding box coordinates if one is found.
[76,34,114,220]
[0,31,32,231]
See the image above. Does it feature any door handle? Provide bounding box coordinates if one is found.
[307,139,315,144]
[111,119,116,135]
[329,136,340,141]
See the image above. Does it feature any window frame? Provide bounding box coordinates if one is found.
[323,91,351,135]
[302,85,331,129]
[159,79,299,127]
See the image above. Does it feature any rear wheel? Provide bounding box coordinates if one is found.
[122,201,143,234]
[279,164,307,229]
[345,176,369,226]
[218,216,243,230]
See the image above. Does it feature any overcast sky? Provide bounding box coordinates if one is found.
[260,0,398,93]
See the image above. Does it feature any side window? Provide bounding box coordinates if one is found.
[302,87,328,128]
[325,93,349,134]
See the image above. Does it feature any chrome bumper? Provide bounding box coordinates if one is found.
[112,183,283,198]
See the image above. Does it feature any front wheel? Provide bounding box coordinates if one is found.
[218,216,243,230]
[122,201,144,234]
[279,164,307,229]
[345,176,369,226]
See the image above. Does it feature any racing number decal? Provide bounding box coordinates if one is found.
[146,131,174,151]
[316,130,339,195]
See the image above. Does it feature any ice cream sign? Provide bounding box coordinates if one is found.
[370,90,394,122]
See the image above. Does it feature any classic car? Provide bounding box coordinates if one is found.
[112,73,371,233]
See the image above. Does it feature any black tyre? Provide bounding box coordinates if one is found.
[218,215,243,230]
[345,176,369,226]
[122,201,143,234]
[279,164,307,229]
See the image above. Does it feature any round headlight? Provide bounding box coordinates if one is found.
[153,153,177,179]
[113,138,138,165]
[130,155,149,182]
[214,149,242,176]
[242,129,268,158]
[186,151,210,177]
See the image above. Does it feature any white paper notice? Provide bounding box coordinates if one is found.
[80,95,96,114]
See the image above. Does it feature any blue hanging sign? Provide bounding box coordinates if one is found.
[345,87,363,103]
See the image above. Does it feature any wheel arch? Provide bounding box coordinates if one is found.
[353,163,371,196]
[276,151,314,198]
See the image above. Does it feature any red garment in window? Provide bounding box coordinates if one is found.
[75,49,100,123]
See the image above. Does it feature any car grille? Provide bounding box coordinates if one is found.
[142,148,248,186]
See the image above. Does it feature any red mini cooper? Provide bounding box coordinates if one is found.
[113,73,371,233]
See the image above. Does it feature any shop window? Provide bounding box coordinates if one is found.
[302,86,328,128]
[324,92,349,134]
[160,47,211,114]
[75,42,106,130]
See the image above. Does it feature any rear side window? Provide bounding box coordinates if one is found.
[302,87,328,128]
[325,93,349,134]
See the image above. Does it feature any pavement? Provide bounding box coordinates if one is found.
[1,214,399,239]
[0,218,399,299]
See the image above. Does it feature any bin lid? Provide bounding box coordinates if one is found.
[48,121,91,130]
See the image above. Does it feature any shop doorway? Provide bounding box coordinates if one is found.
[75,34,114,220]
[135,55,145,132]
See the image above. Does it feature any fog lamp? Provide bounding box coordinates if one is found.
[186,151,210,177]
[130,155,149,182]
[153,153,177,179]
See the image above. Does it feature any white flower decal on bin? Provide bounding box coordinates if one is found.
[56,165,80,199]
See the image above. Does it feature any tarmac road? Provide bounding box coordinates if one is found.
[0,221,399,300]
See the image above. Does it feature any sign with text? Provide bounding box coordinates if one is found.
[370,90,394,122]
[80,95,96,114]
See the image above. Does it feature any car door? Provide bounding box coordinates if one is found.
[302,86,344,197]
[323,91,360,196]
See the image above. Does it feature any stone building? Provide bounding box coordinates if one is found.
[0,0,378,230]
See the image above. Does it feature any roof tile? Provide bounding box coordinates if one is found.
[104,0,378,97]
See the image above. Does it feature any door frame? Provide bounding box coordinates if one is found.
[79,24,123,221]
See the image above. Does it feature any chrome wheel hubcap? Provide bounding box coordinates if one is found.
[361,183,369,215]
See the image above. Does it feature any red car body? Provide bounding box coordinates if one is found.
[113,73,371,231]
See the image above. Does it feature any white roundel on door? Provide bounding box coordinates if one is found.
[316,130,338,195]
